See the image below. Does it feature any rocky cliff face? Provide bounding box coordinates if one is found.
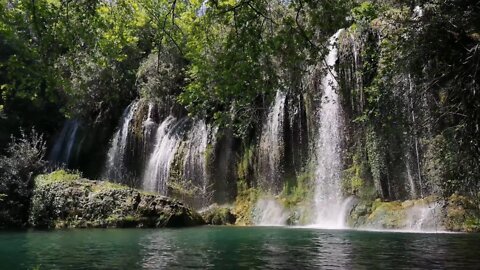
[29,171,204,229]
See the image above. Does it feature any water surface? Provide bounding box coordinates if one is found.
[0,227,479,269]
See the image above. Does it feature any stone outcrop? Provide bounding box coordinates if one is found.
[200,204,236,225]
[29,171,204,229]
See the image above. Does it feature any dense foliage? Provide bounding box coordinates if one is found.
[0,130,46,227]
[349,0,480,199]
[0,0,353,140]
[411,0,480,197]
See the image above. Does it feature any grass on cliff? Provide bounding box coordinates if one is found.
[36,170,130,192]
[233,180,259,225]
[35,170,82,186]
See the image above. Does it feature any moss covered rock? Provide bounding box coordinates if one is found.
[201,204,236,225]
[444,194,480,232]
[348,197,445,230]
[28,170,205,229]
[233,182,259,225]
[347,195,480,232]
[366,200,408,229]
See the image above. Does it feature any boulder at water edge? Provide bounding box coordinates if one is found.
[29,170,205,228]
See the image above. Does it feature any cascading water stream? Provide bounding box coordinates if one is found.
[103,100,139,180]
[400,73,424,199]
[312,30,349,229]
[257,91,286,192]
[182,120,210,204]
[49,120,80,166]
[197,0,209,16]
[405,159,418,199]
[408,74,424,198]
[253,198,290,226]
[143,103,156,138]
[142,116,212,206]
[142,116,186,194]
[142,103,157,156]
[394,199,444,232]
[253,91,290,225]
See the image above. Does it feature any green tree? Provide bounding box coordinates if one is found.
[0,129,46,227]
[179,0,352,136]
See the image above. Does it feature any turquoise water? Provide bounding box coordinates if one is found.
[0,227,479,269]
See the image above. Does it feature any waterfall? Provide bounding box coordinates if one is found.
[142,116,186,194]
[49,120,80,166]
[182,120,210,204]
[257,91,286,192]
[405,203,443,232]
[142,115,212,207]
[312,30,349,229]
[143,103,156,138]
[405,158,418,198]
[253,198,290,226]
[400,73,424,199]
[103,100,139,180]
[408,74,424,198]
[142,103,157,156]
[197,0,209,16]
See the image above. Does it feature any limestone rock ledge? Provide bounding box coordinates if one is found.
[28,171,205,229]
[200,204,236,225]
[348,195,480,232]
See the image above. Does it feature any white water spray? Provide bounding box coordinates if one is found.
[197,0,208,16]
[103,100,139,179]
[182,120,211,205]
[143,103,156,136]
[405,159,418,199]
[312,30,350,229]
[142,114,212,207]
[49,120,80,166]
[142,116,185,194]
[258,91,286,192]
[404,202,443,232]
[253,198,290,226]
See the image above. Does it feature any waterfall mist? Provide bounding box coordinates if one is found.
[253,198,290,226]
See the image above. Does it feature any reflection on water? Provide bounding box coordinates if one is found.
[0,227,479,269]
[312,231,352,269]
